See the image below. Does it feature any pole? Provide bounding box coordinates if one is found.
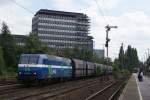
[121,43,124,68]
[148,48,150,58]
[106,30,109,60]
[105,25,117,65]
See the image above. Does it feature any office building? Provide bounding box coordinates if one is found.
[32,9,93,50]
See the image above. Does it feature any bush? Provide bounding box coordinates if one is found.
[121,69,130,79]
[0,67,16,80]
[112,63,131,80]
[96,67,102,76]
[113,64,121,79]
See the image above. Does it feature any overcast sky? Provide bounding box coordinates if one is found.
[0,0,150,61]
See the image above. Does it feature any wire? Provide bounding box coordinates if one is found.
[93,0,109,25]
[9,0,34,14]
[98,0,113,24]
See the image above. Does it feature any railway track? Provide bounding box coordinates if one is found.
[108,81,126,100]
[0,83,22,95]
[85,81,124,100]
[0,82,18,86]
[0,76,116,100]
[12,78,114,100]
[0,78,22,96]
[0,77,99,99]
[0,78,17,86]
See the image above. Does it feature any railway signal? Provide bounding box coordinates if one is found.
[105,25,118,64]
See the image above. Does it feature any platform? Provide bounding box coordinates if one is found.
[136,74,150,100]
[118,74,142,100]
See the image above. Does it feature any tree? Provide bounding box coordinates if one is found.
[0,22,17,67]
[25,33,42,53]
[118,44,125,69]
[80,48,93,62]
[124,45,139,71]
[113,62,122,79]
[61,48,74,58]
[145,56,150,70]
[72,47,81,59]
[92,53,101,63]
[132,48,139,68]
[0,46,5,75]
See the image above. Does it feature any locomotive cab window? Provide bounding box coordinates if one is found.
[19,55,29,64]
[19,55,39,64]
[28,56,39,64]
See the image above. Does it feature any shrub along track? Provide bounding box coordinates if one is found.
[0,76,114,100]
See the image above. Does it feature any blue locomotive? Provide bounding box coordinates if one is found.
[18,54,112,83]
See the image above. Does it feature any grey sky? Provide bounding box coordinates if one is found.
[0,0,150,61]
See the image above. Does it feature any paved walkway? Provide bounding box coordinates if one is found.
[119,74,142,100]
[136,74,150,100]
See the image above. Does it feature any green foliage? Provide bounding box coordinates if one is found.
[113,63,122,79]
[80,48,93,61]
[121,69,130,79]
[0,46,5,67]
[96,67,102,76]
[124,45,139,71]
[0,67,16,79]
[145,57,150,70]
[25,33,42,53]
[118,45,139,72]
[0,22,17,68]
[102,58,112,65]
[113,62,130,79]
[118,44,125,69]
[61,48,74,58]
[0,46,5,75]
[112,45,138,80]
[41,44,50,54]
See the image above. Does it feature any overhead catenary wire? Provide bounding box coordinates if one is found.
[98,0,113,24]
[8,0,34,14]
[93,0,109,25]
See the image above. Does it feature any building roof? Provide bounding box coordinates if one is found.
[34,9,87,18]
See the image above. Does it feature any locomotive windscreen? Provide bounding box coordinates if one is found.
[19,54,39,64]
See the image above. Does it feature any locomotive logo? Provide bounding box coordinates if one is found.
[48,65,52,76]
[25,65,30,72]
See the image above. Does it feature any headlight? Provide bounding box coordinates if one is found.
[33,72,37,75]
[18,72,21,75]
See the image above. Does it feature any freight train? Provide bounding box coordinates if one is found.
[18,54,112,84]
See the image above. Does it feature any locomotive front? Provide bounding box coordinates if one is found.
[17,54,48,83]
[18,54,73,84]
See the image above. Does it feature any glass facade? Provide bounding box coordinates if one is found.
[32,9,93,50]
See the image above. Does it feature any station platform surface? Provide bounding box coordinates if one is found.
[118,73,142,100]
[136,73,150,100]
